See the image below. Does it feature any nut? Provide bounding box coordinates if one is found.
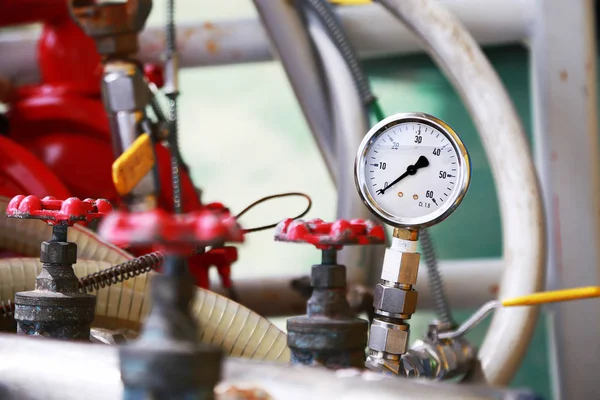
[40,241,77,265]
[373,284,418,317]
[102,63,150,112]
[311,265,346,288]
[368,320,409,355]
[380,248,420,285]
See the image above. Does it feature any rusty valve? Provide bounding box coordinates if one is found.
[69,0,152,58]
[97,209,243,399]
[276,218,385,369]
[6,195,112,340]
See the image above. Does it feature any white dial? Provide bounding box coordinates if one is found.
[355,113,470,228]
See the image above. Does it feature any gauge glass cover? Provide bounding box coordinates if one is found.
[355,113,470,228]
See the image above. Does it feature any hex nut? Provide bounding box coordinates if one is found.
[380,249,420,285]
[368,321,409,355]
[373,284,418,317]
[102,64,150,112]
[40,241,77,265]
[311,264,346,288]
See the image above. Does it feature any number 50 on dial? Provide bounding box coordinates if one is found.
[354,112,471,229]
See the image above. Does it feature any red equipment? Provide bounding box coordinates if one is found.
[6,195,113,226]
[0,0,200,212]
[275,218,386,249]
[0,0,237,291]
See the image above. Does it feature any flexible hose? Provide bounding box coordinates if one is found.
[0,257,290,362]
[253,0,337,183]
[420,229,455,326]
[376,0,545,385]
[299,0,376,106]
[303,6,385,285]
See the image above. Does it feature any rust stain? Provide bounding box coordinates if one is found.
[551,151,558,162]
[180,28,196,45]
[560,70,568,82]
[204,21,216,30]
[262,290,280,301]
[219,386,273,400]
[488,284,499,296]
[206,39,219,54]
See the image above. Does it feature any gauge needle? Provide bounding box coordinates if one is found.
[376,155,430,195]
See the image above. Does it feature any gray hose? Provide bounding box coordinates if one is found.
[253,0,337,183]
[298,0,375,106]
[420,229,455,326]
[304,7,385,283]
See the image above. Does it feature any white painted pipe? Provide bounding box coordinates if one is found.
[302,6,385,285]
[377,0,545,386]
[0,0,533,85]
[0,333,530,400]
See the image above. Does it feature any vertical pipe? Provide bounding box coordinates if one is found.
[530,0,600,398]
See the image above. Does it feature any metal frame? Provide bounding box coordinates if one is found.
[531,1,600,399]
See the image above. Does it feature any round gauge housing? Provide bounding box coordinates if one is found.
[354,112,471,229]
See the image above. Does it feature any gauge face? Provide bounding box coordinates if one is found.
[354,113,470,228]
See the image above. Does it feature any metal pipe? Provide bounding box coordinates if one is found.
[0,1,534,85]
[530,1,600,398]
[302,5,384,285]
[211,258,504,317]
[376,0,545,386]
[0,333,538,400]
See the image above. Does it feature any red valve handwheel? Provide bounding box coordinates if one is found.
[98,209,244,254]
[275,218,385,250]
[6,194,112,226]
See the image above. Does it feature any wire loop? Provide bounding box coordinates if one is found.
[235,192,312,233]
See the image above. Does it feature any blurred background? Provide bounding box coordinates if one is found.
[146,1,547,397]
[4,0,600,398]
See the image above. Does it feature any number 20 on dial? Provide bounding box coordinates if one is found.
[354,112,471,229]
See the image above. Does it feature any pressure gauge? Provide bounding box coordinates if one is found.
[354,112,470,229]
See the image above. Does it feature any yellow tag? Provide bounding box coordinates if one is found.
[112,133,155,196]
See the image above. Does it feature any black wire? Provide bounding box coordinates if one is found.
[235,192,312,233]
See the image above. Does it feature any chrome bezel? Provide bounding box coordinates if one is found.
[354,112,471,229]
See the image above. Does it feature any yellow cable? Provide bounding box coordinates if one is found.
[501,286,600,307]
[328,0,372,5]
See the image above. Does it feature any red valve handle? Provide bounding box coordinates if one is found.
[98,209,244,254]
[143,63,164,88]
[6,195,113,226]
[275,218,385,250]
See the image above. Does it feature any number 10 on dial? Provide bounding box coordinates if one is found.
[354,112,471,229]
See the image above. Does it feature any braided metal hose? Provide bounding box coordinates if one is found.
[299,0,376,106]
[165,0,188,213]
[420,229,455,326]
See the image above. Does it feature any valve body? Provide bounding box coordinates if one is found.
[276,218,384,369]
[6,195,112,340]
